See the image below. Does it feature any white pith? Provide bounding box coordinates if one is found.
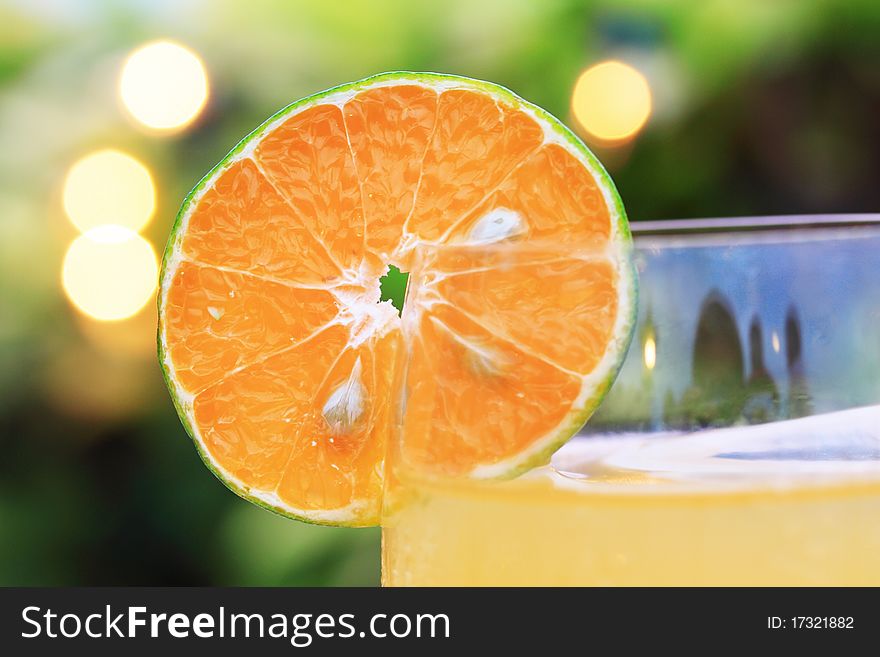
[463,207,526,243]
[159,73,636,521]
[322,356,366,432]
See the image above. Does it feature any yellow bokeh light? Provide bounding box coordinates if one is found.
[63,149,155,233]
[643,336,656,370]
[62,227,159,322]
[771,331,781,354]
[119,40,209,132]
[572,60,652,144]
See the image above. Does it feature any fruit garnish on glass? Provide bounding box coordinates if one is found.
[158,72,636,527]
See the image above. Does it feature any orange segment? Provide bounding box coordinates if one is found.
[274,346,365,512]
[448,144,611,246]
[164,261,338,391]
[158,73,635,526]
[276,331,396,514]
[256,105,365,270]
[182,158,340,284]
[401,305,583,476]
[406,90,544,242]
[344,85,438,260]
[194,325,348,494]
[434,257,618,374]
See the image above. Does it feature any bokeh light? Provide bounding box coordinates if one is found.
[62,149,155,233]
[643,335,657,370]
[62,227,158,322]
[119,40,209,132]
[571,60,652,144]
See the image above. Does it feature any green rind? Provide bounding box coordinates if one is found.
[158,71,637,527]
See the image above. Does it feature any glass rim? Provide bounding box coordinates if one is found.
[631,213,880,236]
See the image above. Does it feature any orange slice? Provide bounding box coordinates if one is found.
[158,73,636,526]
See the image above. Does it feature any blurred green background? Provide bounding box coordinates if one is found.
[2,0,880,585]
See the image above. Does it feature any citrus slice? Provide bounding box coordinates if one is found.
[158,72,636,526]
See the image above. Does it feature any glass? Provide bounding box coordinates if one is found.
[381,215,880,586]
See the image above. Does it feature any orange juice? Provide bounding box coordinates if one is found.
[382,406,880,586]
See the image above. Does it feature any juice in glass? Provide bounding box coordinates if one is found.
[382,216,880,586]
